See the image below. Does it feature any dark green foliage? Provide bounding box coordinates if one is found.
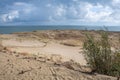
[112,52,120,77]
[83,31,120,77]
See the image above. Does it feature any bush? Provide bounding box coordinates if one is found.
[112,52,120,77]
[83,31,120,77]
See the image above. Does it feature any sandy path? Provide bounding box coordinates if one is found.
[2,39,87,65]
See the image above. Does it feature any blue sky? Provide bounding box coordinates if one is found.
[0,0,120,26]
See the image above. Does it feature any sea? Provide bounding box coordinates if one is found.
[0,25,120,34]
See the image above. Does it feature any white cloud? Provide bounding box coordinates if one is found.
[72,0,78,2]
[14,2,36,14]
[55,5,66,17]
[14,2,26,6]
[1,10,19,22]
[83,3,113,22]
[112,0,120,5]
[50,1,114,23]
[1,0,120,25]
[50,4,67,20]
[0,2,36,22]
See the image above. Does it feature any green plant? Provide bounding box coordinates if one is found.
[83,31,120,77]
[111,52,120,80]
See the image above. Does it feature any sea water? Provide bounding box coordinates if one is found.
[0,25,120,34]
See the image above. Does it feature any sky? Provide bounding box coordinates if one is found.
[0,0,120,26]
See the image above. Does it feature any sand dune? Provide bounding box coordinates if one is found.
[2,39,86,65]
[0,30,119,80]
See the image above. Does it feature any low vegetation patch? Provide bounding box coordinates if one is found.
[83,31,120,78]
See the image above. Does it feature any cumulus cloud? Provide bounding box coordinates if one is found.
[112,0,120,5]
[0,2,36,22]
[0,0,120,25]
[1,10,19,22]
[50,1,114,23]
[82,3,113,22]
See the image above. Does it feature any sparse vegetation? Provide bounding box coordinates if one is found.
[83,31,120,78]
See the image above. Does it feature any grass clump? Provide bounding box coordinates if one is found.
[83,31,120,78]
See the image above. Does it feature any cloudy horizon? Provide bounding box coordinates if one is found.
[0,0,120,26]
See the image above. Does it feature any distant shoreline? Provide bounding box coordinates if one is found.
[0,26,120,34]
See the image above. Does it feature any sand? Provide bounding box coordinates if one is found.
[1,30,120,66]
[0,51,116,80]
[2,39,87,65]
[0,30,119,80]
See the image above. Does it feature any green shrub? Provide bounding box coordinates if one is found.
[112,50,120,77]
[83,31,120,77]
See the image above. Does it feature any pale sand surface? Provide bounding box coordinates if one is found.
[1,30,119,66]
[2,39,87,65]
[0,30,119,80]
[0,51,116,80]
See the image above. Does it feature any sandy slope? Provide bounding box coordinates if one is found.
[0,30,119,80]
[1,30,120,66]
[0,51,117,80]
[2,39,86,65]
